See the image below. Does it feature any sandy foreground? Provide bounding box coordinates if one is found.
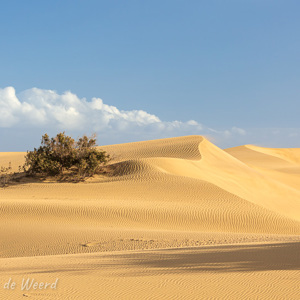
[0,135,299,299]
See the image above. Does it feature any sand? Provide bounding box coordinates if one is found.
[0,135,299,299]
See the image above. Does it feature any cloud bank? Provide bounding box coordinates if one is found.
[1,86,298,151]
[0,86,247,150]
[1,86,202,131]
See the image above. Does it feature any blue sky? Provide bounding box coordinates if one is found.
[1,0,300,151]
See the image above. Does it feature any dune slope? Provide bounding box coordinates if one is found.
[0,135,299,299]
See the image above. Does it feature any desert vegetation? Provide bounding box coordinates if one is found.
[0,132,110,187]
[0,162,13,187]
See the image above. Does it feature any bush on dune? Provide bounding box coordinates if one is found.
[24,132,110,180]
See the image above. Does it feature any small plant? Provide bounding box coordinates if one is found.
[24,132,110,180]
[0,162,13,187]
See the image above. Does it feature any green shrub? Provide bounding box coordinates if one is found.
[24,132,110,179]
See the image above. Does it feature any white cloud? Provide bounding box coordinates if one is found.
[0,86,250,150]
[231,127,246,136]
[0,86,201,132]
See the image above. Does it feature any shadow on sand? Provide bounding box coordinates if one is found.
[9,241,300,277]
[116,241,300,275]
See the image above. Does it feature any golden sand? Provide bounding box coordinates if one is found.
[0,136,299,299]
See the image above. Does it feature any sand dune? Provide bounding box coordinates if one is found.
[0,135,299,299]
